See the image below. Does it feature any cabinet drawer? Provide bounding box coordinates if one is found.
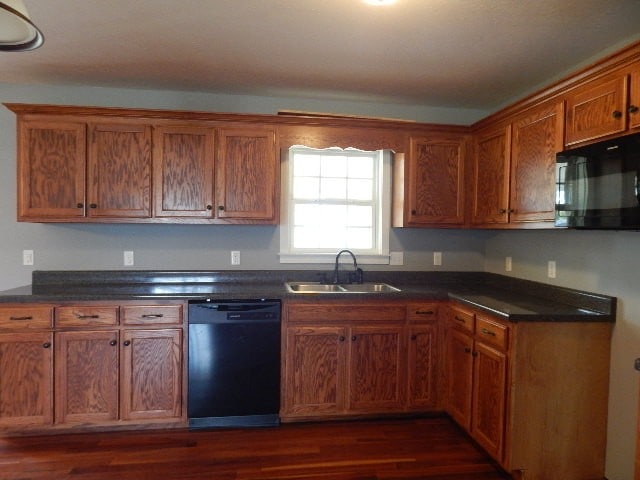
[406,303,438,322]
[121,305,183,325]
[476,316,509,351]
[0,305,53,329]
[55,306,118,327]
[448,306,474,333]
[286,303,405,323]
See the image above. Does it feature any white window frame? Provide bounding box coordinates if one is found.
[279,146,391,265]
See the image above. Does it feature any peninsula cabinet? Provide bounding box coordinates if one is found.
[565,63,640,146]
[393,134,466,227]
[444,303,612,480]
[0,301,186,434]
[281,300,441,421]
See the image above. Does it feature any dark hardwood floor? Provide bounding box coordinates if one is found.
[0,417,511,480]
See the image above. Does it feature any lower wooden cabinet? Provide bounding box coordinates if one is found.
[281,300,441,421]
[0,302,186,433]
[445,302,612,480]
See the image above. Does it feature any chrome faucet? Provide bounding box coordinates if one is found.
[332,249,364,284]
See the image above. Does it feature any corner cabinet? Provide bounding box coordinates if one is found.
[10,104,278,224]
[445,302,612,480]
[471,100,563,227]
[393,133,466,227]
[281,300,441,421]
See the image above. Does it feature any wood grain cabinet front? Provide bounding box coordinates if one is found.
[565,63,640,145]
[281,301,440,421]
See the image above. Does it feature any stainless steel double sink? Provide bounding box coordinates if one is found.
[285,282,401,294]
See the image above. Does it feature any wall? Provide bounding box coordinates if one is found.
[0,81,490,292]
[485,229,640,479]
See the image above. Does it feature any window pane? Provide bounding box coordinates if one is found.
[348,179,373,201]
[320,178,347,199]
[347,227,373,249]
[323,225,348,248]
[348,156,374,178]
[318,204,347,227]
[321,155,347,177]
[294,204,318,226]
[348,205,372,227]
[293,226,321,248]
[294,155,320,176]
[293,177,320,200]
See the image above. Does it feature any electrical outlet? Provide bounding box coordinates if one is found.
[547,260,556,278]
[22,250,34,266]
[505,256,512,272]
[124,251,134,266]
[433,251,442,266]
[231,250,241,266]
[389,251,404,265]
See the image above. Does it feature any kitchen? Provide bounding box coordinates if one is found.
[0,1,640,479]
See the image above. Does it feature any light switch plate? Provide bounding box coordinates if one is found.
[389,251,404,265]
[124,251,134,266]
[23,250,34,266]
[433,251,442,266]
[505,256,512,272]
[547,260,556,278]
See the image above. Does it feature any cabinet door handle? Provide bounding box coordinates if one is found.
[464,347,471,353]
[218,205,225,211]
[480,328,496,337]
[339,336,346,342]
[76,203,84,208]
[109,340,117,346]
[42,342,51,348]
[411,334,418,340]
[415,310,434,315]
[89,203,97,209]
[123,340,131,346]
[206,205,213,210]
[454,316,466,323]
[612,110,623,119]
[498,208,507,214]
[629,105,639,114]
[472,351,478,357]
[76,314,100,319]
[10,315,33,321]
[141,314,164,318]
[351,335,357,342]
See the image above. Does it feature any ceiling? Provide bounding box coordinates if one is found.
[3,0,640,111]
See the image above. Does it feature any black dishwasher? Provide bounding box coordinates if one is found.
[188,299,281,428]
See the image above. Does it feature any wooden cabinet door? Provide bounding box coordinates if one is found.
[153,125,216,217]
[215,127,277,221]
[282,326,347,417]
[407,324,438,409]
[55,330,119,424]
[565,73,628,145]
[406,135,465,225]
[348,326,404,412]
[510,101,564,223]
[630,66,640,131]
[88,123,152,218]
[0,332,53,427]
[471,341,508,462]
[17,120,86,220]
[472,125,511,225]
[120,329,182,421]
[445,327,473,430]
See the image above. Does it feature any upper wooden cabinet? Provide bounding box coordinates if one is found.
[215,127,277,221]
[11,105,278,224]
[393,134,466,227]
[471,124,511,225]
[471,100,563,227]
[565,64,640,145]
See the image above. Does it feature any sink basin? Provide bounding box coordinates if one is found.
[285,282,400,294]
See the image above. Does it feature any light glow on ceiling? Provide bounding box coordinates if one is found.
[362,0,397,6]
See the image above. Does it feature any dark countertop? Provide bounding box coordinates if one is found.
[0,270,616,323]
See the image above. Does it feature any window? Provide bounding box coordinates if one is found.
[279,146,391,264]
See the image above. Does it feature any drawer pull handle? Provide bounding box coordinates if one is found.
[454,316,466,323]
[480,328,496,336]
[141,314,164,318]
[416,310,434,315]
[10,315,33,321]
[76,314,100,319]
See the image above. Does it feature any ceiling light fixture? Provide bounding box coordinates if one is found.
[362,0,397,5]
[0,0,43,51]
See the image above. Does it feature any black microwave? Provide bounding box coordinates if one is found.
[555,132,640,229]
